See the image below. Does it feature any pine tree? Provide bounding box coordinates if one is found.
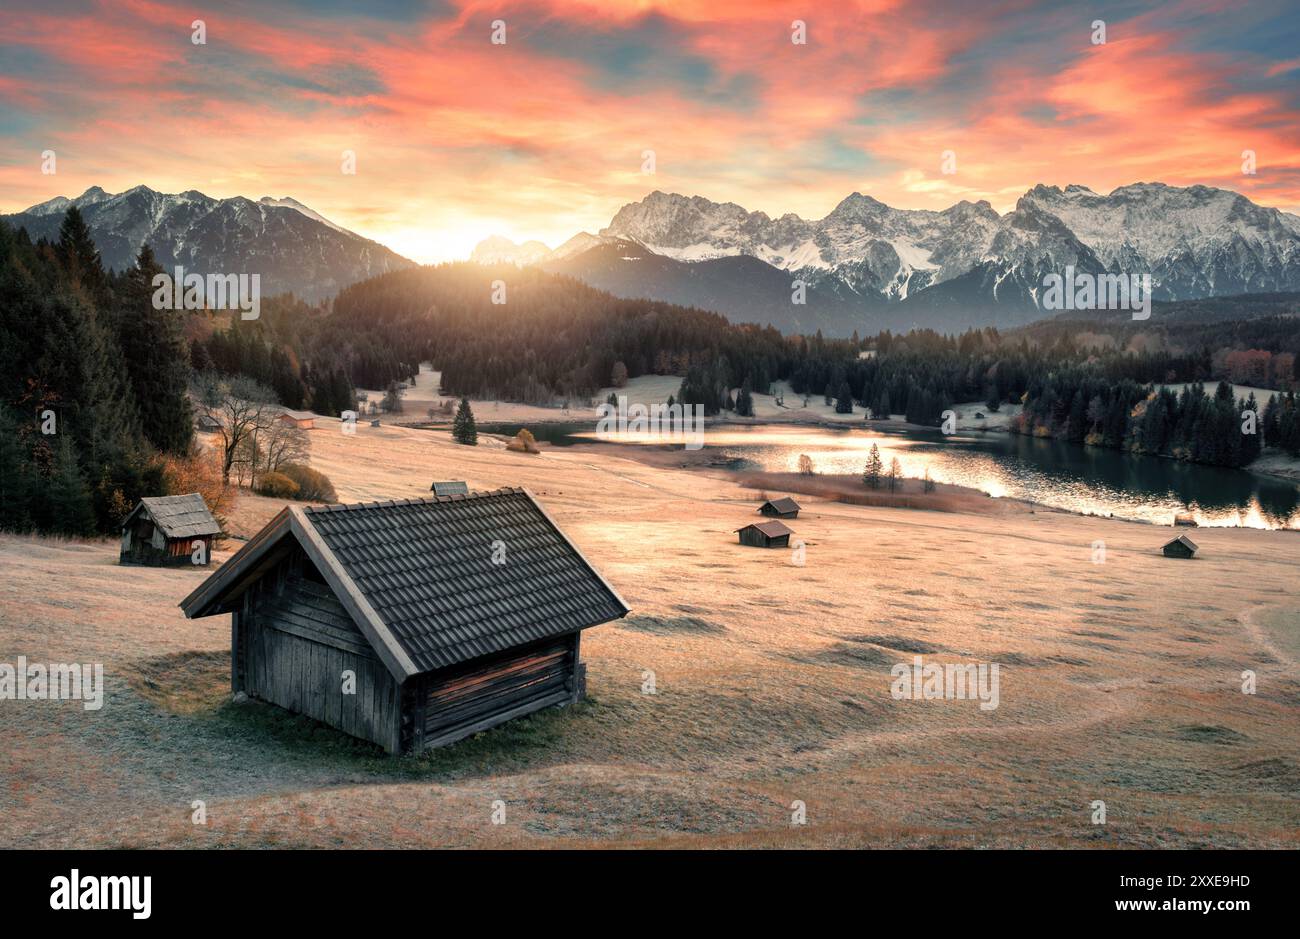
[56,206,109,305]
[835,381,853,414]
[115,244,193,454]
[863,443,883,489]
[452,397,477,445]
[735,377,754,417]
[48,435,96,536]
[0,408,35,531]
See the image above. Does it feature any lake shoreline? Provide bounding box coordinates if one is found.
[410,414,1299,530]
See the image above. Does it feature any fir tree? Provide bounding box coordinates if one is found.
[735,376,754,417]
[48,435,96,536]
[114,244,193,454]
[452,397,477,445]
[0,408,35,531]
[863,443,883,489]
[835,380,853,414]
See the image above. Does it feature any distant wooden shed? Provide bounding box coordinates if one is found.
[279,409,315,429]
[196,414,222,433]
[430,480,469,497]
[179,488,629,754]
[759,496,801,519]
[736,520,793,548]
[120,494,219,566]
[1162,534,1198,559]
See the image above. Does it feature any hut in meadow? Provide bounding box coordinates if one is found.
[759,496,801,519]
[196,414,222,434]
[179,488,629,754]
[1162,534,1199,559]
[120,494,219,567]
[430,480,469,497]
[278,409,315,430]
[736,520,793,549]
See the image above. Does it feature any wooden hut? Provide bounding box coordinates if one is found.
[196,414,222,434]
[736,520,793,548]
[1162,534,1198,559]
[120,494,219,566]
[759,496,801,519]
[430,480,469,497]
[278,409,315,430]
[179,488,629,754]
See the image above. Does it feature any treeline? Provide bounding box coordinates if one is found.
[1018,375,1287,468]
[0,210,190,534]
[191,309,357,417]
[326,264,793,404]
[787,327,1299,467]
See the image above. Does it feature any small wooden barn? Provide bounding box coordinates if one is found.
[120,494,219,566]
[179,488,629,754]
[1162,534,1198,559]
[736,520,793,548]
[279,409,315,430]
[759,496,801,519]
[430,480,469,497]
[196,414,222,433]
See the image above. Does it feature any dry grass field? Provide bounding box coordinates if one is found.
[2,416,1298,849]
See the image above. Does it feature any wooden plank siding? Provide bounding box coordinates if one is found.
[240,551,403,753]
[179,491,631,756]
[406,634,581,752]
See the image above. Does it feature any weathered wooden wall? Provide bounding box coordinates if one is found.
[240,549,402,752]
[738,527,788,548]
[404,633,580,752]
[120,531,212,566]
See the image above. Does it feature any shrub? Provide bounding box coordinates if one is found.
[278,463,338,503]
[157,445,232,529]
[507,428,540,453]
[257,472,300,499]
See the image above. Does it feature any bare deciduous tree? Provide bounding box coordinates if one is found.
[194,373,279,485]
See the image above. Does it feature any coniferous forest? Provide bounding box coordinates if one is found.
[0,211,358,536]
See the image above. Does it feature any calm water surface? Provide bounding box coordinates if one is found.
[480,422,1300,529]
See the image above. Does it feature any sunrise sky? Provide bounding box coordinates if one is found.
[2,0,1299,263]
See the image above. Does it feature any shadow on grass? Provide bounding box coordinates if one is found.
[125,649,605,780]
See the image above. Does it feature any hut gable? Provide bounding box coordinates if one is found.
[278,409,315,429]
[120,493,219,566]
[1162,534,1199,558]
[179,489,630,752]
[735,520,793,548]
[430,480,469,497]
[759,497,801,518]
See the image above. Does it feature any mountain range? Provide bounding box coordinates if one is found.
[3,185,414,302]
[8,181,1298,335]
[474,184,1300,334]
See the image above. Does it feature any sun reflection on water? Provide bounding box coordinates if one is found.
[571,423,1300,530]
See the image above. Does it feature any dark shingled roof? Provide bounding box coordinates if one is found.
[128,494,220,538]
[180,488,629,678]
[303,488,627,672]
[761,497,800,514]
[736,520,793,538]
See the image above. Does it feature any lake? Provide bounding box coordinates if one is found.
[478,421,1300,530]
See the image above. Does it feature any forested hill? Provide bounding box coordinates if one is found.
[325,262,797,402]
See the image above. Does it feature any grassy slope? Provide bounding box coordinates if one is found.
[1,417,1298,848]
